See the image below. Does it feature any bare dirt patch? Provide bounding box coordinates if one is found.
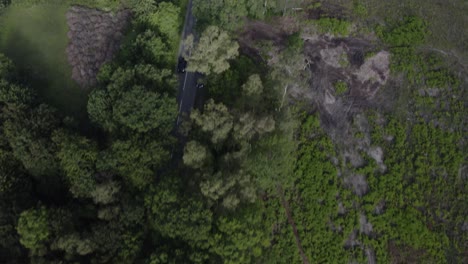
[66,6,131,88]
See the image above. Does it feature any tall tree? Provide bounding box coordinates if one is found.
[145,178,212,244]
[2,104,60,177]
[186,26,239,75]
[98,136,170,189]
[16,207,50,256]
[89,65,177,133]
[183,140,211,169]
[190,99,234,144]
[147,2,181,47]
[113,86,177,133]
[53,131,98,198]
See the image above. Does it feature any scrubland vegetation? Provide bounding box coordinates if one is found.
[0,0,466,263]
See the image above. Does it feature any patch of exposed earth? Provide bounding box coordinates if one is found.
[66,6,131,88]
[239,19,390,162]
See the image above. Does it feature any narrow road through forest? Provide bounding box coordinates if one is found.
[176,0,198,126]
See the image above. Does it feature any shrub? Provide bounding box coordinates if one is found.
[334,80,348,95]
[316,17,351,36]
[378,16,427,47]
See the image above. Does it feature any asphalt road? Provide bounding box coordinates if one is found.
[176,0,198,126]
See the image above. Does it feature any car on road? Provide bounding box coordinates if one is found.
[196,83,204,89]
[177,57,187,73]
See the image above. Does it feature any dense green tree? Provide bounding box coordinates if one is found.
[127,0,158,16]
[245,112,297,191]
[135,31,173,66]
[233,113,276,141]
[242,74,263,97]
[145,178,212,244]
[50,233,96,256]
[90,181,121,205]
[99,136,170,189]
[377,16,427,46]
[146,2,181,47]
[53,131,98,198]
[183,140,210,169]
[193,0,282,29]
[87,89,116,131]
[2,104,60,177]
[217,0,248,28]
[89,64,177,133]
[0,83,34,108]
[113,86,177,133]
[199,170,257,209]
[209,206,270,263]
[191,99,234,144]
[186,26,239,75]
[16,207,50,256]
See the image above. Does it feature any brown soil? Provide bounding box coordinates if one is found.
[66,6,131,88]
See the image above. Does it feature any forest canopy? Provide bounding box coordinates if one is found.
[0,0,466,263]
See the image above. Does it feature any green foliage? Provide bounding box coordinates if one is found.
[99,137,170,189]
[210,206,270,263]
[90,181,121,205]
[51,233,96,256]
[0,0,465,263]
[316,18,351,36]
[353,1,368,18]
[186,26,239,75]
[289,114,351,262]
[334,80,348,95]
[146,2,181,47]
[364,116,466,262]
[242,74,263,96]
[377,16,427,78]
[308,2,321,9]
[134,31,173,67]
[207,55,260,106]
[378,16,427,47]
[245,124,297,191]
[191,99,234,145]
[286,32,304,52]
[17,207,50,254]
[113,86,177,133]
[375,15,463,137]
[0,2,186,262]
[145,178,212,244]
[54,131,98,198]
[193,0,247,30]
[183,140,210,169]
[88,64,177,133]
[193,0,284,29]
[424,68,459,88]
[2,104,60,177]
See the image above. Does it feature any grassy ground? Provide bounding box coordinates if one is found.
[325,0,467,59]
[0,2,88,119]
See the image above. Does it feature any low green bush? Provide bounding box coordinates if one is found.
[316,17,351,36]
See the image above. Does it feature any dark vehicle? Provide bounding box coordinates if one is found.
[177,57,187,73]
[196,83,205,89]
